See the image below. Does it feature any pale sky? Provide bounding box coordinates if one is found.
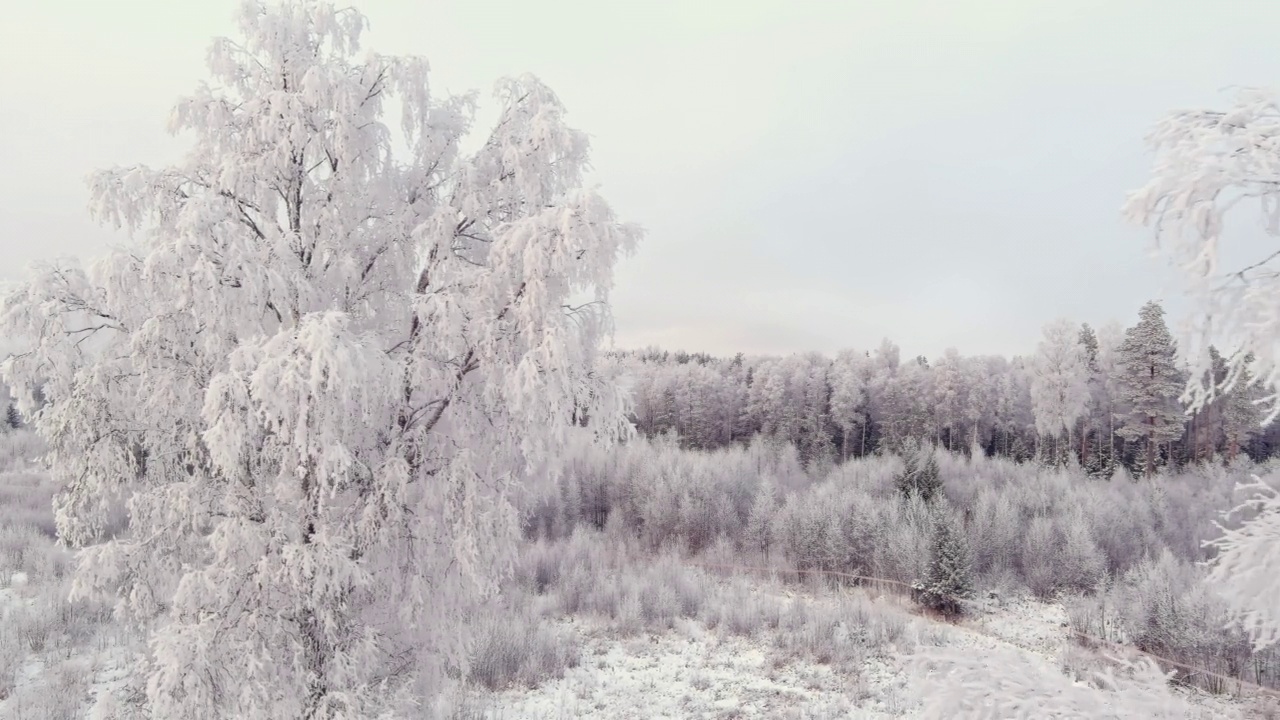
[4,0,1279,359]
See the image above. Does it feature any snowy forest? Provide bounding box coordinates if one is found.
[4,1,1280,719]
[619,303,1268,475]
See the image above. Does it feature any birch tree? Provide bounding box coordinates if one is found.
[1128,90,1280,647]
[829,348,868,461]
[0,2,639,717]
[1029,319,1091,464]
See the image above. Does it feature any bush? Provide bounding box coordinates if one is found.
[466,612,579,691]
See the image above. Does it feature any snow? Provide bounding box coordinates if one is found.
[479,617,906,719]
[477,584,1252,719]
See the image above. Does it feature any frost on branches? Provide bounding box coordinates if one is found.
[1129,88,1280,658]
[0,1,639,717]
[1029,318,1090,465]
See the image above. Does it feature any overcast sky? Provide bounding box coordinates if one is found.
[4,0,1280,359]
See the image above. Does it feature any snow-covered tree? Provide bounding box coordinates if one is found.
[0,2,639,717]
[912,502,971,617]
[1078,323,1100,464]
[829,348,868,461]
[1222,354,1264,462]
[1128,90,1280,651]
[1114,302,1186,476]
[894,438,941,503]
[1029,318,1091,464]
[1206,477,1280,651]
[1093,321,1127,473]
[931,348,968,450]
[1126,88,1280,424]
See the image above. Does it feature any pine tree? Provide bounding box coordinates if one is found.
[913,503,972,617]
[1115,302,1186,476]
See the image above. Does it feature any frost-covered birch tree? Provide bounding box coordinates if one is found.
[829,348,868,461]
[0,1,639,717]
[1029,319,1091,464]
[1128,89,1280,652]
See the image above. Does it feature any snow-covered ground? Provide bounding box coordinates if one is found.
[465,581,1255,720]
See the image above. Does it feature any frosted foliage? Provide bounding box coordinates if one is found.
[1030,318,1090,440]
[1115,302,1187,474]
[1126,88,1280,422]
[1206,477,1280,651]
[0,1,639,717]
[829,349,868,436]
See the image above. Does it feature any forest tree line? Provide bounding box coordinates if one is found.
[617,301,1271,475]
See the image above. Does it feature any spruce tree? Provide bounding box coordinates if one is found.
[914,503,973,617]
[1115,301,1186,476]
[894,437,942,502]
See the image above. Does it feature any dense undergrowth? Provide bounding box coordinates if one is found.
[514,433,1280,696]
[3,426,1278,716]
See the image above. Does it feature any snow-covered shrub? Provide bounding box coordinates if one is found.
[1018,512,1106,599]
[1109,550,1265,694]
[2,661,91,720]
[912,644,1219,719]
[522,532,708,635]
[0,471,57,540]
[465,611,579,691]
[965,489,1021,580]
[700,580,784,636]
[772,599,868,670]
[775,492,835,572]
[873,491,934,585]
[0,623,17,701]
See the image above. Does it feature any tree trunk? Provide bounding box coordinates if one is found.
[1145,416,1156,476]
[1079,420,1089,468]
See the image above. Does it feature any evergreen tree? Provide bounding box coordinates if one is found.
[1222,353,1263,462]
[1115,302,1186,476]
[914,503,973,617]
[1077,323,1100,466]
[1188,346,1229,462]
[894,437,942,502]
